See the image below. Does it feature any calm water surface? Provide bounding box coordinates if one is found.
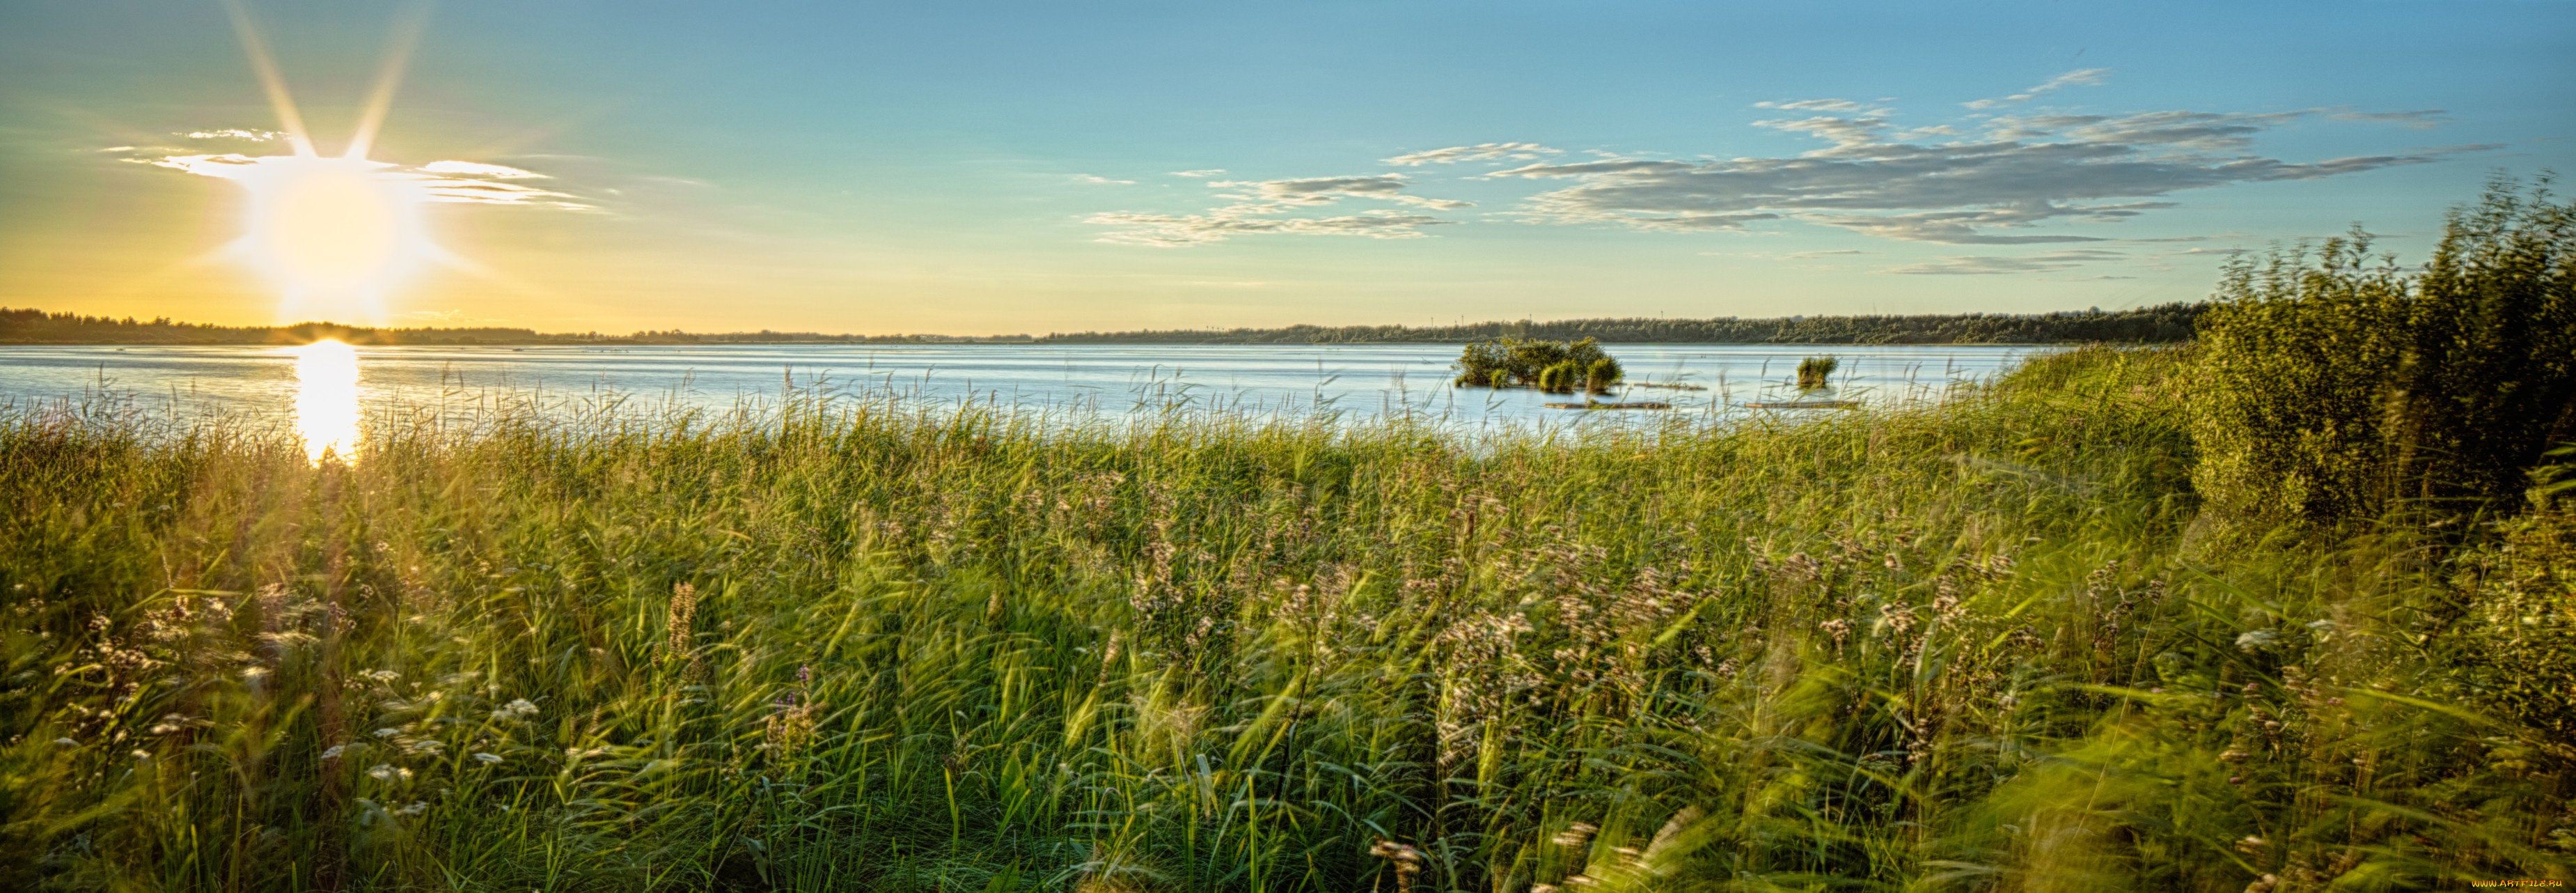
[0,343,2043,447]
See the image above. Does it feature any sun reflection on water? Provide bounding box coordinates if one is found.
[288,340,361,463]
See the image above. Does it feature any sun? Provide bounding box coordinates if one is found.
[237,155,428,300]
[217,1,438,318]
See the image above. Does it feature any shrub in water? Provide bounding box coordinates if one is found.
[1454,339,1512,386]
[1537,361,1578,394]
[1453,336,1618,389]
[1796,355,1837,390]
[1585,357,1623,394]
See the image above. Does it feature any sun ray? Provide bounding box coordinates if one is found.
[424,246,556,300]
[452,98,631,160]
[343,3,432,161]
[184,3,468,323]
[221,0,316,157]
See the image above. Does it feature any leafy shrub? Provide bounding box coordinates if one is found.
[1539,361,1580,393]
[1453,336,1616,389]
[2187,233,2411,523]
[1585,357,1622,394]
[2387,182,2576,508]
[2452,465,2576,740]
[2191,180,2576,526]
[1796,355,1837,390]
[1454,339,1510,386]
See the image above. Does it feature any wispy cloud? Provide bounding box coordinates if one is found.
[183,128,289,141]
[1086,210,1455,247]
[109,130,592,210]
[2330,109,2449,130]
[1170,169,1226,178]
[420,160,548,179]
[1963,68,2112,109]
[1880,249,2129,274]
[1481,102,2488,244]
[1753,98,1880,113]
[1382,142,1562,166]
[1098,75,2479,260]
[1088,173,1470,246]
[1211,174,1472,210]
[1073,173,1135,185]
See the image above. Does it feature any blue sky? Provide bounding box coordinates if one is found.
[1,0,2568,334]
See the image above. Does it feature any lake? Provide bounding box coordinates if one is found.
[0,343,2043,455]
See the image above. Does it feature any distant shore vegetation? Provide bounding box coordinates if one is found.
[0,313,1037,346]
[1039,302,2206,345]
[0,303,2206,347]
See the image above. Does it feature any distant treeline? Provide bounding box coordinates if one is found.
[1,303,2204,346]
[1035,303,2207,344]
[0,309,1033,345]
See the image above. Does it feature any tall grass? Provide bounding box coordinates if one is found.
[0,345,2566,891]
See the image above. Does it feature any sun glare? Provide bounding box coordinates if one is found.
[242,157,426,299]
[288,339,362,463]
[214,1,441,318]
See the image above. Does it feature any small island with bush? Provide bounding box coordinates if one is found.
[1452,336,1626,393]
[1452,337,1679,409]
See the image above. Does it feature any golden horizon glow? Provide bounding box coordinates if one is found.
[288,339,361,463]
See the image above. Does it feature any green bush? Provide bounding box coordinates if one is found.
[2187,233,2411,524]
[1452,336,1616,389]
[2191,180,2576,526]
[2453,478,2576,740]
[1454,339,1511,386]
[1539,360,1582,393]
[1795,355,1837,390]
[1585,357,1622,394]
[2388,181,2576,508]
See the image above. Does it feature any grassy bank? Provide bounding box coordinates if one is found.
[1,341,2566,892]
